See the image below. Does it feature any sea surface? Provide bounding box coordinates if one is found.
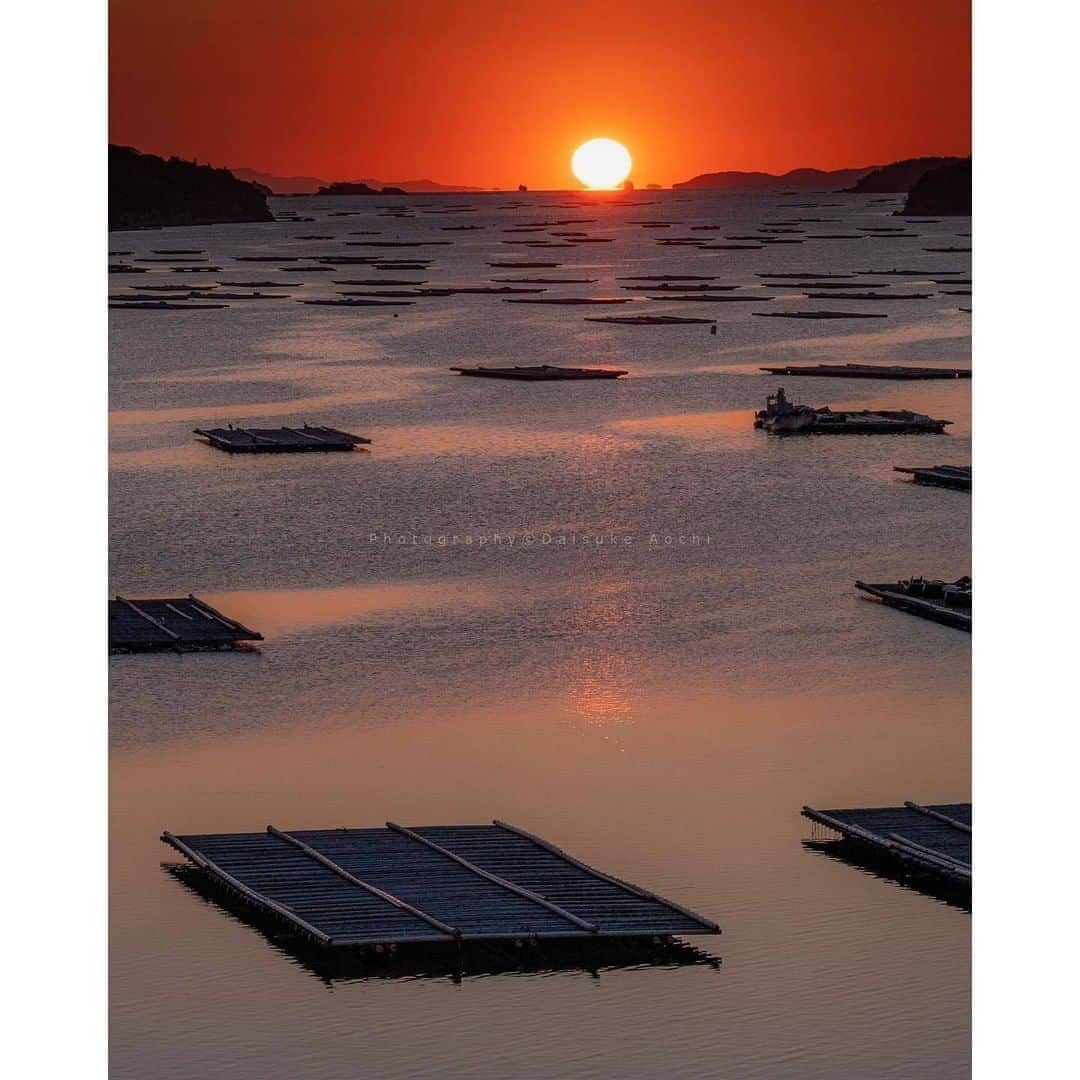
[110,189,971,1079]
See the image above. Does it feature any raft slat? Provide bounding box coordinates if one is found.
[493,820,720,932]
[903,800,973,834]
[161,832,333,945]
[386,821,598,933]
[267,826,460,939]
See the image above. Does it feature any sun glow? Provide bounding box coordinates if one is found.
[571,138,632,189]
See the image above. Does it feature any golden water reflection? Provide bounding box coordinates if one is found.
[565,652,634,729]
[204,582,496,636]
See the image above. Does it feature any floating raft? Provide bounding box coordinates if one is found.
[502,297,631,305]
[753,310,888,320]
[585,315,716,326]
[110,594,263,653]
[755,388,951,434]
[647,294,773,303]
[760,364,971,381]
[894,464,972,490]
[450,365,627,380]
[855,576,971,631]
[194,424,371,453]
[300,298,412,307]
[162,821,720,948]
[804,292,931,300]
[109,301,227,310]
[802,802,971,888]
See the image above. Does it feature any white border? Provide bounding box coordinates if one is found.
[3,1,107,1076]
[7,1,1079,1076]
[974,0,1078,1076]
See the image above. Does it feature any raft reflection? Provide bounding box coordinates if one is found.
[166,864,722,984]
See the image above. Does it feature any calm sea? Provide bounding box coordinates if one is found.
[110,189,970,1079]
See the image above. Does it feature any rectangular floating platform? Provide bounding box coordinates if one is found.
[894,464,972,490]
[450,365,628,380]
[110,594,263,653]
[162,821,720,948]
[802,802,971,887]
[194,425,371,453]
[855,576,971,631]
[109,302,228,311]
[753,310,889,320]
[761,364,971,381]
[585,315,716,326]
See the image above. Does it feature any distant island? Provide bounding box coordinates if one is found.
[317,181,407,196]
[231,168,328,195]
[232,167,485,195]
[110,145,272,229]
[845,156,962,193]
[673,165,874,191]
[900,158,971,216]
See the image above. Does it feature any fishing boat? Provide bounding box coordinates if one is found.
[754,387,951,434]
[450,365,628,380]
[855,577,971,631]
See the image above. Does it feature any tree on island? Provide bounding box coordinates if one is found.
[901,158,971,216]
[109,145,272,229]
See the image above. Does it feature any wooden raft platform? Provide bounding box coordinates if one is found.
[802,802,971,887]
[110,595,263,653]
[761,364,971,381]
[855,576,971,631]
[450,365,628,381]
[894,464,972,490]
[162,821,720,948]
[194,424,371,453]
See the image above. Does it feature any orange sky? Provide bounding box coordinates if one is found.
[109,0,970,189]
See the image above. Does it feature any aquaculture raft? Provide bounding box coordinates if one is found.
[802,802,971,887]
[855,576,971,631]
[162,821,720,948]
[755,387,951,434]
[110,595,263,653]
[194,424,371,453]
[894,464,972,491]
[450,365,628,381]
[760,364,971,381]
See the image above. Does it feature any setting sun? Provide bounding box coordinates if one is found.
[571,138,632,189]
